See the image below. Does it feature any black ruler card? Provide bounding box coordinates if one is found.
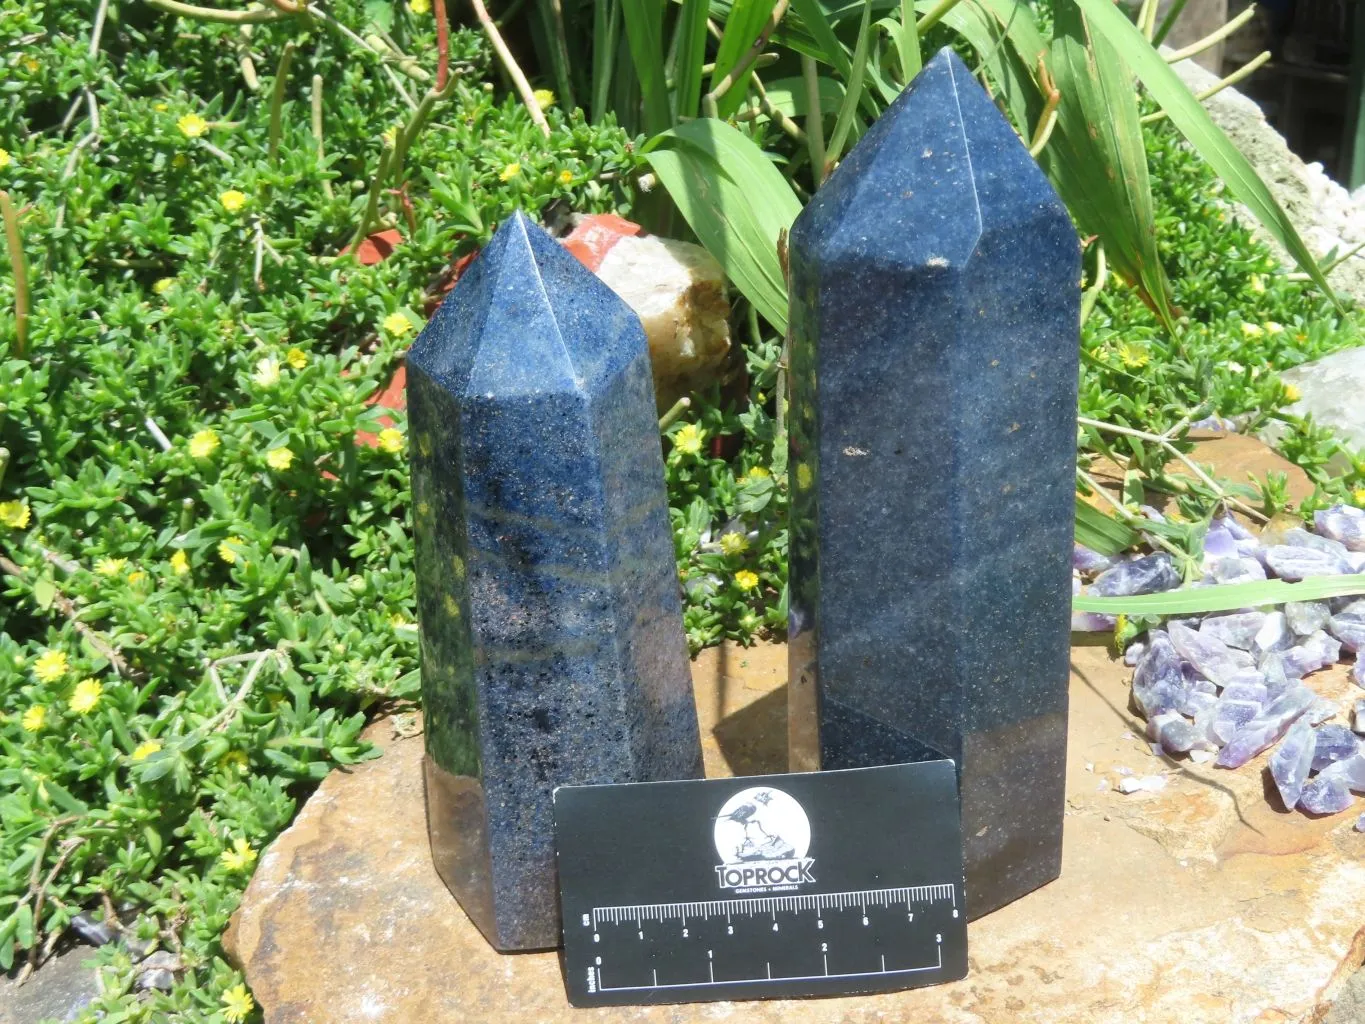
[554,761,967,1007]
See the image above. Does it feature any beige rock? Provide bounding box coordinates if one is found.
[592,233,731,409]
[226,639,1365,1023]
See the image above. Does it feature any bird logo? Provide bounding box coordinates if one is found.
[713,787,811,866]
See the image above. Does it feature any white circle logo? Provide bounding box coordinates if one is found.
[713,787,811,865]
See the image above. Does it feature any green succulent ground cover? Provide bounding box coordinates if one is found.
[0,2,1363,1021]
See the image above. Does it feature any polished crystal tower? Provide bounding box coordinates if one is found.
[787,49,1080,919]
[408,212,703,951]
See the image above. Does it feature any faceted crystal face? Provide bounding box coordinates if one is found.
[787,48,1080,920]
[408,213,703,951]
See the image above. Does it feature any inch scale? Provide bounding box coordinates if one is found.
[582,885,959,999]
[556,762,968,1007]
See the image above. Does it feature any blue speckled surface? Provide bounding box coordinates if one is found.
[408,212,703,952]
[787,49,1080,920]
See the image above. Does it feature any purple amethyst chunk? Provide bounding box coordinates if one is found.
[1072,543,1113,575]
[1285,601,1331,637]
[1322,753,1365,791]
[1091,553,1182,598]
[1315,504,1365,552]
[1199,612,1266,651]
[1264,545,1353,580]
[1354,699,1365,733]
[1214,514,1255,542]
[1279,630,1342,679]
[1269,719,1316,809]
[1221,680,1268,705]
[1297,775,1355,815]
[1329,601,1365,653]
[1210,698,1263,745]
[1179,689,1219,718]
[1215,685,1317,768]
[1170,622,1253,687]
[1202,556,1266,585]
[1354,657,1365,688]
[1311,724,1359,771]
[1148,712,1202,755]
[1202,525,1238,562]
[1252,612,1294,659]
[1123,641,1146,667]
[1132,633,1190,720]
[1307,697,1340,726]
[1284,528,1351,559]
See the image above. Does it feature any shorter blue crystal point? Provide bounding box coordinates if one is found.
[408,212,703,951]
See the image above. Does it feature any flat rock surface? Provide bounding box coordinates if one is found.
[226,638,1365,1023]
[1262,347,1365,473]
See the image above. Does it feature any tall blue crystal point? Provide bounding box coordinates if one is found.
[787,49,1080,919]
[408,212,703,951]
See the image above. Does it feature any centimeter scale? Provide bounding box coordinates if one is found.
[554,761,968,1006]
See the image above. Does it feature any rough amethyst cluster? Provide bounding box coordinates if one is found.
[1104,504,1365,819]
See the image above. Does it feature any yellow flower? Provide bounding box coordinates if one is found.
[383,312,413,337]
[558,169,573,185]
[286,347,308,370]
[499,161,521,182]
[189,429,220,459]
[33,650,68,683]
[1240,322,1263,338]
[1249,274,1265,293]
[218,536,245,564]
[1284,384,1302,402]
[381,126,397,148]
[1115,613,1129,637]
[153,277,175,295]
[177,113,208,138]
[0,148,11,169]
[796,463,813,490]
[266,447,294,471]
[69,678,103,715]
[739,466,770,483]
[734,570,760,592]
[95,557,127,577]
[127,571,147,586]
[22,56,39,73]
[220,837,258,872]
[408,0,430,12]
[1116,341,1148,369]
[533,89,556,108]
[170,550,190,575]
[252,357,281,389]
[21,705,46,733]
[378,428,405,454]
[219,189,247,213]
[1264,321,1284,335]
[153,101,168,112]
[131,739,161,762]
[220,749,249,774]
[672,423,704,456]
[720,532,750,556]
[1354,488,1365,506]
[0,500,31,529]
[222,983,255,1023]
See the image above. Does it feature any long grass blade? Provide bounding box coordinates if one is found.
[823,0,872,170]
[620,0,673,135]
[672,0,711,119]
[1075,575,1365,615]
[1071,0,1340,307]
[709,0,780,118]
[1075,497,1140,556]
[644,118,801,331]
[591,0,620,123]
[1050,0,1175,330]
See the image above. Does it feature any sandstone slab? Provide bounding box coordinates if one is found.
[225,638,1365,1023]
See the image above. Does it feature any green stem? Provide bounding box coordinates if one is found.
[658,396,691,431]
[267,41,295,165]
[915,0,965,36]
[802,56,826,184]
[144,0,286,24]
[0,191,27,358]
